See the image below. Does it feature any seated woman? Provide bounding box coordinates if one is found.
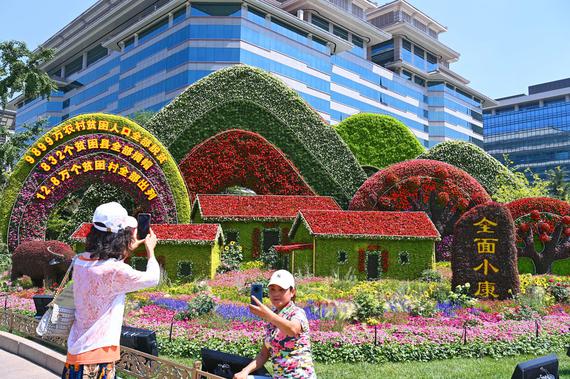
[234,270,316,379]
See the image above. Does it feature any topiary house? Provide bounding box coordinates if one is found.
[285,210,440,280]
[191,194,340,261]
[70,223,223,280]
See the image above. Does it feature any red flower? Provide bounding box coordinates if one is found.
[437,192,450,206]
[539,234,551,243]
[563,216,570,225]
[564,228,570,237]
[530,210,541,220]
[384,173,399,186]
[538,222,550,233]
[519,223,530,233]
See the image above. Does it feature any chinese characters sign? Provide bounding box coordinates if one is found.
[452,203,520,300]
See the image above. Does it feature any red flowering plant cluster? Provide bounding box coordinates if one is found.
[252,228,261,258]
[179,130,315,202]
[506,197,570,274]
[350,159,491,238]
[72,223,222,246]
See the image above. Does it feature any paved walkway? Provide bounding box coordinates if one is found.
[0,348,60,378]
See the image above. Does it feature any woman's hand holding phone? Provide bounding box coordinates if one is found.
[144,228,157,258]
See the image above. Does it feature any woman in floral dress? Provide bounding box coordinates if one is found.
[234,270,316,379]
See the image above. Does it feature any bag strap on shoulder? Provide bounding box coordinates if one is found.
[52,256,77,300]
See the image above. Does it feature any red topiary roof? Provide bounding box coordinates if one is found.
[291,210,440,240]
[192,194,341,221]
[71,223,222,245]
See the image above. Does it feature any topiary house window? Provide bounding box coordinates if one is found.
[398,251,410,265]
[225,229,239,244]
[177,260,193,281]
[130,256,147,271]
[337,250,348,264]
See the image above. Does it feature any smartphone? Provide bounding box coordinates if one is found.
[251,283,263,305]
[137,213,151,240]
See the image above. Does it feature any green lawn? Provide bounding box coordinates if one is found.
[168,352,570,379]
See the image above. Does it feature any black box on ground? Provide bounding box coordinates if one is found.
[120,325,158,356]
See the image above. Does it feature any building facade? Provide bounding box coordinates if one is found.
[484,78,570,176]
[12,0,493,148]
[0,108,16,144]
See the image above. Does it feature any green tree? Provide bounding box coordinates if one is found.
[493,156,550,203]
[0,40,56,109]
[0,119,45,190]
[546,166,570,200]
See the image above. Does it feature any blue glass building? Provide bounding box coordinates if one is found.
[12,0,493,148]
[484,78,570,176]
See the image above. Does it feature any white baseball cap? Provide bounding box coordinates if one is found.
[92,202,137,233]
[268,270,295,289]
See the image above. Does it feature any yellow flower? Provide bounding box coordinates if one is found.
[230,241,235,245]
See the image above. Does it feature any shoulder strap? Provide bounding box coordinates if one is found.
[53,256,76,299]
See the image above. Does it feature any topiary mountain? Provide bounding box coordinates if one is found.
[334,113,425,169]
[145,65,367,208]
[417,140,517,196]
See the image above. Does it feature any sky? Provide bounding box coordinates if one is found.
[1,0,569,99]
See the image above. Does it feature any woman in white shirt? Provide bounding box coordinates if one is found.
[62,202,160,379]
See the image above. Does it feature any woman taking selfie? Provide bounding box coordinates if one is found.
[234,270,316,379]
[62,202,159,379]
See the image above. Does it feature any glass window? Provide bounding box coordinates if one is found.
[414,75,426,87]
[86,45,108,67]
[311,15,329,31]
[248,7,266,24]
[401,69,413,81]
[173,7,186,24]
[333,25,349,40]
[64,56,83,77]
[191,3,241,16]
[63,99,70,109]
[337,251,348,264]
[352,35,363,48]
[138,17,168,44]
[402,39,412,51]
[123,37,134,51]
[48,68,62,78]
[271,18,308,43]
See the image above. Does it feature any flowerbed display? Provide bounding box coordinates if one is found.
[0,114,190,251]
[179,130,315,201]
[145,65,367,208]
[418,141,517,196]
[506,197,570,274]
[334,113,425,169]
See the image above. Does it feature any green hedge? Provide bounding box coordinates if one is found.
[0,114,191,245]
[417,141,517,196]
[552,257,570,275]
[334,113,425,169]
[145,65,366,208]
[158,334,570,364]
[518,257,537,275]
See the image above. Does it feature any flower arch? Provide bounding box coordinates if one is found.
[1,114,190,251]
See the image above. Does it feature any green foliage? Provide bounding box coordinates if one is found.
[130,256,147,271]
[492,156,549,202]
[546,166,570,200]
[217,241,243,273]
[260,246,280,269]
[419,269,443,283]
[517,257,537,275]
[335,113,425,169]
[145,65,366,207]
[160,334,570,365]
[0,119,45,191]
[551,257,570,275]
[15,275,33,289]
[0,40,56,108]
[353,291,383,322]
[127,110,156,127]
[0,250,10,272]
[174,293,216,320]
[547,284,569,304]
[418,141,516,196]
[239,260,264,270]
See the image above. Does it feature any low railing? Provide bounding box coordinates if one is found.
[0,309,223,379]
